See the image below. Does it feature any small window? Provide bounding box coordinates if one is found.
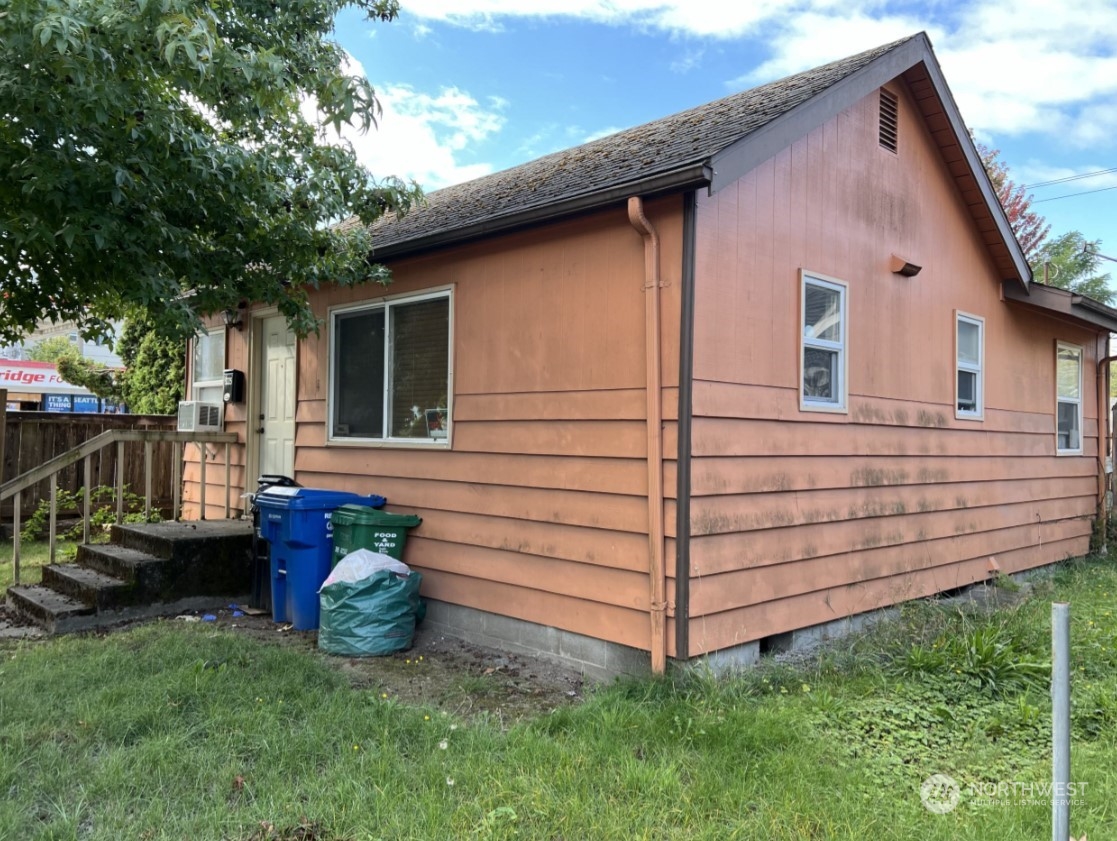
[879,88,898,153]
[955,313,984,419]
[800,272,847,412]
[330,290,452,444]
[1056,342,1083,454]
[191,328,225,404]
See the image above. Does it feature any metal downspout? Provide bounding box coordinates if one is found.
[628,196,668,674]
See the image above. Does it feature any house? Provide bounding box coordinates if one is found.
[184,32,1117,676]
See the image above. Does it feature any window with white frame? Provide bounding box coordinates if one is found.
[191,328,225,404]
[955,313,984,419]
[330,290,451,443]
[801,272,847,410]
[1056,342,1083,454]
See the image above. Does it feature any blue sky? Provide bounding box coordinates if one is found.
[331,0,1117,274]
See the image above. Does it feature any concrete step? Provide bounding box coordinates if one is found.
[77,543,165,585]
[40,564,134,610]
[112,520,254,562]
[7,520,255,636]
[7,585,96,634]
[109,521,254,598]
[6,583,245,635]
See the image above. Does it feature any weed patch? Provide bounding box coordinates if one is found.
[20,485,159,543]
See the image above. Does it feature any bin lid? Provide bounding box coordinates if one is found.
[254,487,387,511]
[333,504,422,528]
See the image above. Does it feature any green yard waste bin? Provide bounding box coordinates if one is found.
[331,505,423,566]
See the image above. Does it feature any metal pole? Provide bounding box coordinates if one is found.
[1052,602,1071,841]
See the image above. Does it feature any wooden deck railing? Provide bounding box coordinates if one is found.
[1,429,238,585]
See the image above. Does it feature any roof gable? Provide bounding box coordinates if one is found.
[366,33,1029,288]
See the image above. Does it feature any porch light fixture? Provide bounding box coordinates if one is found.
[223,302,246,331]
[890,254,922,277]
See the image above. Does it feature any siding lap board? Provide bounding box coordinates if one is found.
[182,199,686,656]
[688,82,1102,656]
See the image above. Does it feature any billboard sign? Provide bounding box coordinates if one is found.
[0,360,97,395]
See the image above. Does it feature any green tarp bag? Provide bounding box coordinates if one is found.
[318,569,423,656]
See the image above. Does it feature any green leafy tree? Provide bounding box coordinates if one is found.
[115,313,185,413]
[55,352,121,401]
[26,335,77,362]
[56,310,185,412]
[1033,232,1114,304]
[0,0,420,345]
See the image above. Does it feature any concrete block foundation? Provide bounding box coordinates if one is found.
[423,600,649,681]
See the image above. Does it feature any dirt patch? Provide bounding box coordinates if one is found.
[211,607,589,724]
[0,601,589,723]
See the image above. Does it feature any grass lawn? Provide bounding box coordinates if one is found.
[0,539,79,590]
[1,555,1116,839]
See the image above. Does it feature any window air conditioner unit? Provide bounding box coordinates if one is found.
[177,401,223,432]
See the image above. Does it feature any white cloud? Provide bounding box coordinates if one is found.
[515,125,563,159]
[401,0,795,37]
[582,125,624,143]
[354,84,507,188]
[728,11,932,85]
[303,54,506,190]
[669,47,705,74]
[400,0,1117,148]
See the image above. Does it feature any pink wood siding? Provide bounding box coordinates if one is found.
[189,198,684,655]
[182,318,247,520]
[687,80,1104,656]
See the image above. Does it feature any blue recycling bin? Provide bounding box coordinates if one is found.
[254,487,386,630]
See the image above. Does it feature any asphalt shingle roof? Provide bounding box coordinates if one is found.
[366,35,919,256]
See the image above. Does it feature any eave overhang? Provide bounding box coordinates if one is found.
[1003,281,1117,333]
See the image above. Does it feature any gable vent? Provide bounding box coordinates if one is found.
[879,88,898,153]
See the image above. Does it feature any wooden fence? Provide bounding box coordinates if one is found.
[1,411,178,517]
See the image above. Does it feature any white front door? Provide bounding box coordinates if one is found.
[258,315,296,478]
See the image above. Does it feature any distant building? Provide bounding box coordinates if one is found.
[0,319,123,368]
[1,320,124,411]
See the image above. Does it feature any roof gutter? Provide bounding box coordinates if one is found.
[1073,294,1117,325]
[1004,282,1117,333]
[372,164,713,261]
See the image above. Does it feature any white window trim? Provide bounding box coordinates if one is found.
[799,270,848,414]
[191,327,226,403]
[1056,341,1083,456]
[954,311,984,421]
[327,285,454,448]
